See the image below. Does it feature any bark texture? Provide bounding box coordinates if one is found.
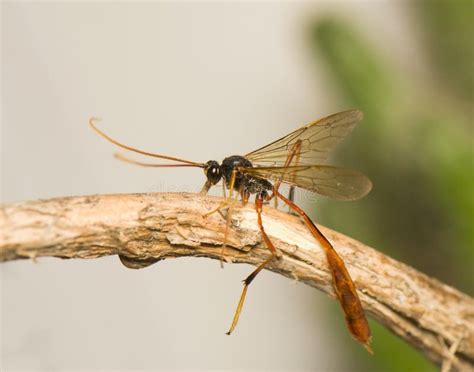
[1,192,473,370]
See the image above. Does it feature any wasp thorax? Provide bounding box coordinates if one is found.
[204,160,222,185]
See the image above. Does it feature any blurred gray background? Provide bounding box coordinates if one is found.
[3,2,465,371]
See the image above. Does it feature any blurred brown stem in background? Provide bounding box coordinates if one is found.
[1,192,473,370]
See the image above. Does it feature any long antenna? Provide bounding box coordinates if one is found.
[114,153,204,168]
[89,118,205,167]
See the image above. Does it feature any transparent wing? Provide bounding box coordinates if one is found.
[245,110,362,167]
[243,165,372,201]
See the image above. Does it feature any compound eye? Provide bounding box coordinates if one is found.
[210,166,221,183]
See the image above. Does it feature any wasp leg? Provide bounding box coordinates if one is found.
[217,169,241,267]
[272,139,302,211]
[202,170,239,267]
[226,194,279,335]
[203,202,228,219]
[288,186,295,202]
[200,180,213,195]
[240,188,250,205]
[275,190,372,353]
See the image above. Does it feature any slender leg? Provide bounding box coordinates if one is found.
[203,202,228,219]
[200,180,213,195]
[218,169,239,267]
[240,189,250,205]
[222,179,227,198]
[202,170,238,268]
[275,190,372,353]
[203,169,237,217]
[288,185,296,203]
[202,181,228,218]
[226,195,279,335]
[286,140,301,212]
[273,140,302,209]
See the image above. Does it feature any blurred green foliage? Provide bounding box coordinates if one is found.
[418,0,474,103]
[307,2,473,371]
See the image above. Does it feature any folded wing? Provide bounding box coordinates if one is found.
[243,165,372,201]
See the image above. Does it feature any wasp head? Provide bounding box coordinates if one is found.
[204,160,222,185]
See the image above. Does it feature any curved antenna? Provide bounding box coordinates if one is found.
[114,153,204,168]
[89,118,205,167]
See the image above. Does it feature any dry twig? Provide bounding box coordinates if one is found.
[1,192,473,369]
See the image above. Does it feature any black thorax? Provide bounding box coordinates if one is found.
[221,155,272,198]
